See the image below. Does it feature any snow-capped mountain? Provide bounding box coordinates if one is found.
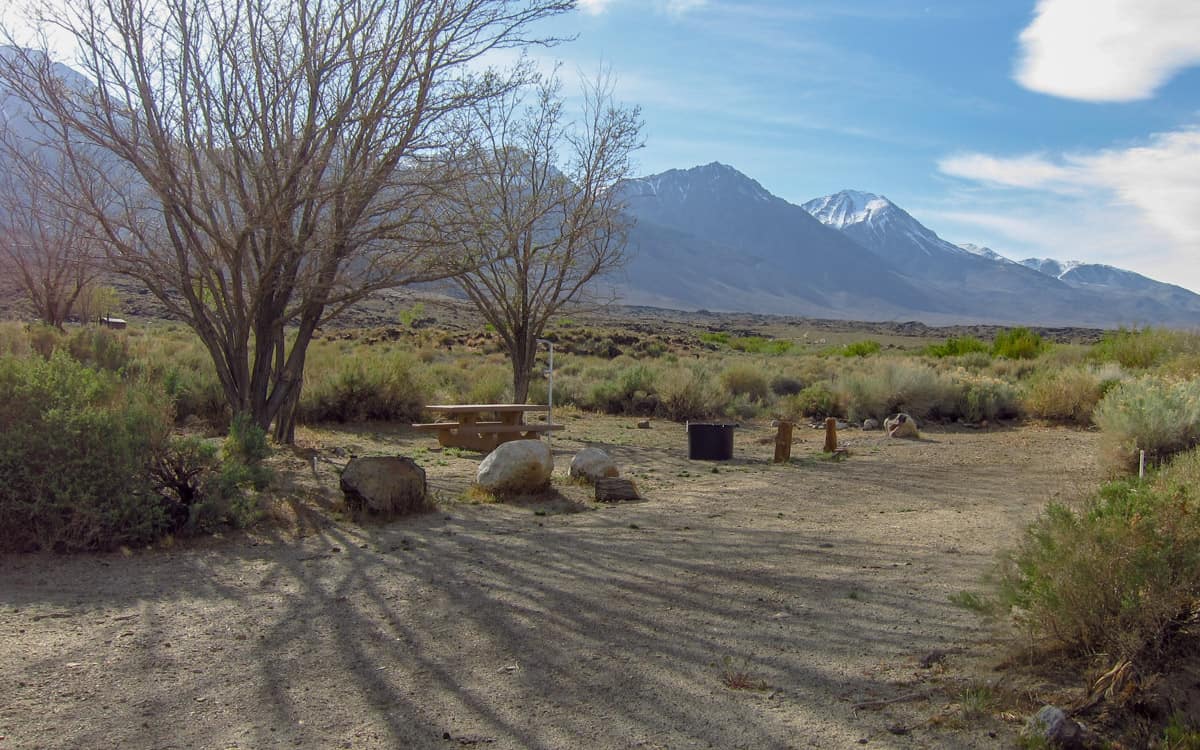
[1019,257,1197,301]
[616,164,945,319]
[616,167,1200,326]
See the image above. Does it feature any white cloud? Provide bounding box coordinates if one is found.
[1015,0,1200,101]
[577,0,616,15]
[577,0,707,16]
[935,127,1200,292]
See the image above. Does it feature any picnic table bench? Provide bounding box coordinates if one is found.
[412,404,564,452]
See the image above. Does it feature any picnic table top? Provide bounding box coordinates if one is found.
[424,403,550,414]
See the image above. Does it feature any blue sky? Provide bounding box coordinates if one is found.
[522,0,1200,292]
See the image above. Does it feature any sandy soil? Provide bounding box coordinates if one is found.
[0,418,1101,749]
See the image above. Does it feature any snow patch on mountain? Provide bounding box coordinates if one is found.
[958,243,1017,264]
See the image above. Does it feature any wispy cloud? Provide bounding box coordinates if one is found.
[933,127,1200,290]
[577,0,707,16]
[1015,0,1200,101]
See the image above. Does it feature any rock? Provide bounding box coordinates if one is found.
[1021,706,1090,750]
[340,456,429,517]
[477,440,553,494]
[862,418,880,430]
[595,477,640,502]
[569,447,619,483]
[636,419,651,429]
[884,412,920,439]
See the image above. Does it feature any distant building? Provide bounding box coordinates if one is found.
[100,316,127,330]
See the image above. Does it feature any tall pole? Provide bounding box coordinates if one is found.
[537,338,554,449]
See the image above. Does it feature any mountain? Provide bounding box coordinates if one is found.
[615,164,950,319]
[616,167,1200,326]
[800,190,1100,325]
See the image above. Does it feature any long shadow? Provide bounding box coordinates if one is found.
[0,428,1096,749]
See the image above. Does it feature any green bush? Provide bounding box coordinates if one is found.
[0,352,173,552]
[720,364,770,402]
[1090,327,1198,370]
[1094,377,1200,473]
[66,327,130,372]
[657,365,728,421]
[992,327,1047,359]
[955,373,1020,422]
[998,449,1200,659]
[838,361,956,422]
[1021,367,1103,424]
[729,336,792,355]
[150,432,266,534]
[924,336,989,358]
[781,382,841,420]
[840,339,882,358]
[298,351,427,423]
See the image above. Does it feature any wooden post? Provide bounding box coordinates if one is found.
[773,420,794,463]
[823,417,838,453]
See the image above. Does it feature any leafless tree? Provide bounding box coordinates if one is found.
[0,143,104,329]
[439,70,641,402]
[0,0,571,440]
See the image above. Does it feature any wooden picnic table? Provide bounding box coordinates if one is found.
[412,404,564,452]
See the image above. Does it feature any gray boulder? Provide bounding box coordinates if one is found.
[1021,705,1090,749]
[569,447,619,484]
[862,418,880,430]
[477,440,553,494]
[340,456,429,517]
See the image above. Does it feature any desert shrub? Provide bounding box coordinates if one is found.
[781,382,841,420]
[149,430,266,534]
[580,362,659,415]
[27,324,62,358]
[1021,367,1104,424]
[657,365,728,421]
[0,322,31,357]
[66,326,130,372]
[992,327,1046,359]
[0,351,173,552]
[720,363,770,402]
[1090,327,1197,370]
[924,336,989,358]
[998,449,1200,659]
[840,339,881,358]
[125,330,227,426]
[729,336,792,355]
[955,373,1020,422]
[769,374,804,396]
[838,360,956,422]
[726,393,763,420]
[698,331,730,347]
[465,364,512,404]
[1094,377,1200,473]
[298,350,427,423]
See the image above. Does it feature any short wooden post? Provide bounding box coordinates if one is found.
[773,420,794,463]
[823,417,838,453]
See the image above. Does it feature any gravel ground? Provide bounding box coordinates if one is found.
[0,418,1100,749]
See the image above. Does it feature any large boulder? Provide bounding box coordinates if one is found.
[569,447,619,484]
[884,412,920,439]
[340,456,429,517]
[477,440,553,494]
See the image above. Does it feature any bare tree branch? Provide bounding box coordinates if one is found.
[436,67,642,402]
[0,0,573,439]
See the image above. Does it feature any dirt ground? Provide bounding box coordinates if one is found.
[0,417,1102,749]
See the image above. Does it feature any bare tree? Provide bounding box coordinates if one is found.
[440,71,642,402]
[0,0,571,440]
[0,145,104,329]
